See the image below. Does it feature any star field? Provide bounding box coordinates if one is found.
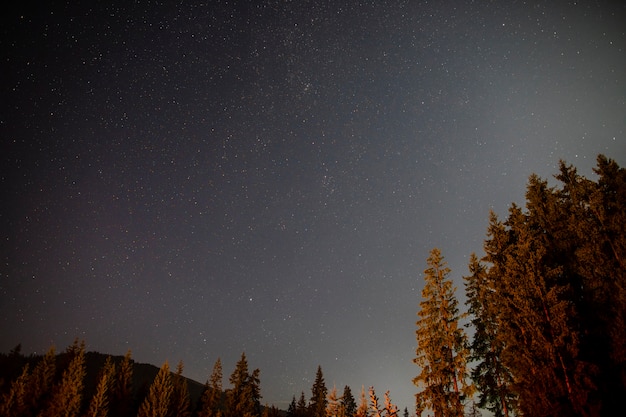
[1,1,625,411]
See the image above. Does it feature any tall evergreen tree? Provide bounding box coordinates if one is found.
[287,396,297,417]
[26,346,56,415]
[341,386,357,417]
[473,156,626,416]
[83,356,115,417]
[354,386,368,417]
[226,353,261,417]
[464,252,516,417]
[168,360,190,417]
[296,391,309,417]
[326,385,341,417]
[413,248,471,417]
[309,366,327,417]
[40,340,86,417]
[0,363,30,417]
[110,350,133,417]
[137,361,173,417]
[198,358,223,417]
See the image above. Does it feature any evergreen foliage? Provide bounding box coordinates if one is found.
[309,366,328,417]
[368,387,398,417]
[137,361,173,417]
[111,350,134,417]
[83,356,115,417]
[40,339,86,417]
[341,385,357,417]
[413,248,471,417]
[198,357,223,417]
[466,155,626,416]
[226,353,261,417]
[169,360,191,417]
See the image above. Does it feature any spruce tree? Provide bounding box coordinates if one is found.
[226,353,261,417]
[137,361,173,417]
[168,360,190,417]
[110,350,133,417]
[0,363,30,417]
[326,385,341,417]
[341,386,356,417]
[354,386,368,417]
[199,357,223,417]
[464,252,515,417]
[309,366,327,417]
[296,391,309,417]
[368,388,398,417]
[27,345,56,414]
[83,356,115,417]
[413,248,471,417]
[40,340,86,417]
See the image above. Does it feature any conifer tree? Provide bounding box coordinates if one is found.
[83,356,115,417]
[168,360,190,417]
[413,248,471,417]
[341,386,357,417]
[0,363,30,417]
[40,340,86,417]
[199,358,223,417]
[226,353,261,417]
[474,157,626,416]
[296,391,309,417]
[309,366,328,417]
[137,361,173,417]
[110,350,133,417]
[355,386,368,417]
[26,345,56,414]
[287,396,297,417]
[368,388,397,417]
[464,252,515,417]
[326,385,341,417]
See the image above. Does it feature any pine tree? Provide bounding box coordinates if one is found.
[287,396,297,417]
[341,386,357,417]
[226,353,261,417]
[355,386,368,417]
[83,356,115,417]
[326,385,342,417]
[296,391,309,417]
[464,252,516,417]
[309,366,328,417]
[0,363,30,417]
[40,340,86,417]
[198,358,223,417]
[168,360,190,417]
[137,361,173,417]
[413,248,471,417]
[368,388,397,417]
[26,345,56,414]
[110,350,133,417]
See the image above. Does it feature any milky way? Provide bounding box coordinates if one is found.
[1,1,625,410]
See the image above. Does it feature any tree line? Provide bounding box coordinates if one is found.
[0,340,404,417]
[413,155,625,416]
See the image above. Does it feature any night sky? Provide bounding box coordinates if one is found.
[1,0,625,411]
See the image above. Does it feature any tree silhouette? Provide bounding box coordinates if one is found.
[309,366,327,417]
[168,360,190,417]
[341,385,356,417]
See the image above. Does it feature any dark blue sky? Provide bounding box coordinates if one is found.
[1,0,625,412]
